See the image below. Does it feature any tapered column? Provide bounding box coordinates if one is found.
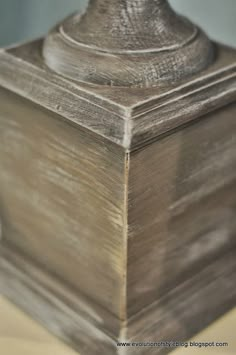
[43,0,214,87]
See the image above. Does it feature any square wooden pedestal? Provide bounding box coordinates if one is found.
[0,41,235,354]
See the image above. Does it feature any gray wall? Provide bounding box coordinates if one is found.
[0,0,235,47]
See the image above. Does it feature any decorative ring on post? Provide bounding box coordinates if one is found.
[43,0,215,88]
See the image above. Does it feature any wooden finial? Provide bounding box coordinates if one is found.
[43,0,214,87]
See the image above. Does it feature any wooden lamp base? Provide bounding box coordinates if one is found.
[0,1,236,354]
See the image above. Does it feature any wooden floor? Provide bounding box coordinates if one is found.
[0,296,235,355]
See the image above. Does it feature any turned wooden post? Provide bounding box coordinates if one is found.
[43,0,214,87]
[0,1,235,354]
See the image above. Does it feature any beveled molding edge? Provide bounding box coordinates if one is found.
[0,43,235,151]
[0,243,236,355]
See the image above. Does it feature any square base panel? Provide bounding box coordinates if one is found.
[0,244,235,355]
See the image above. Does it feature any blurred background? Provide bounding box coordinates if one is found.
[0,0,235,48]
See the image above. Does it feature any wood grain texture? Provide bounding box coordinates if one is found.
[0,295,236,355]
[1,246,236,355]
[0,43,235,150]
[0,87,127,322]
[0,245,118,354]
[0,90,235,354]
[0,2,236,354]
[127,103,236,316]
[126,250,236,354]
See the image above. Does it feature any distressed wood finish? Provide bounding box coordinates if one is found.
[0,0,236,354]
[0,42,235,150]
[1,245,236,355]
[43,0,214,87]
[1,295,236,355]
[0,87,126,322]
[128,104,236,316]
